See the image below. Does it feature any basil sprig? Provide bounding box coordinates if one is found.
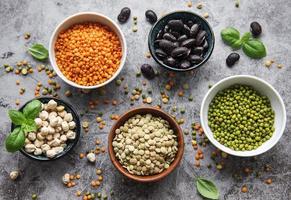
[196,178,219,200]
[221,27,266,59]
[5,100,42,152]
[28,43,48,61]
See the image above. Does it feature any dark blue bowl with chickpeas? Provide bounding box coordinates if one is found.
[148,11,215,72]
[11,97,80,161]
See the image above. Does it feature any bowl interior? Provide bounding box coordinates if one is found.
[200,75,286,157]
[49,12,127,89]
[13,97,81,161]
[108,107,184,182]
[148,11,215,72]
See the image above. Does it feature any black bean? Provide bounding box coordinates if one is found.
[145,10,158,24]
[180,60,191,69]
[202,40,208,49]
[154,39,161,47]
[196,30,206,46]
[177,35,188,43]
[226,53,240,67]
[117,7,131,23]
[164,25,170,33]
[187,20,194,27]
[171,47,190,59]
[170,31,180,39]
[159,39,178,54]
[188,55,203,64]
[181,39,196,48]
[155,49,167,59]
[250,21,262,37]
[156,30,164,39]
[163,57,177,67]
[163,33,176,42]
[141,64,155,79]
[168,20,184,32]
[183,24,191,36]
[192,47,204,55]
[190,24,199,37]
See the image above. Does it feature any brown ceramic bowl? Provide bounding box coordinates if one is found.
[108,106,184,183]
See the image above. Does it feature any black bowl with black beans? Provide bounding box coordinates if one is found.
[148,11,215,71]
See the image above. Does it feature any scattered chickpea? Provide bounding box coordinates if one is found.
[76,191,82,197]
[96,169,102,175]
[241,185,248,193]
[203,13,209,18]
[265,178,272,184]
[196,2,203,9]
[187,1,192,7]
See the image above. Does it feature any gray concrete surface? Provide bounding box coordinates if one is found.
[0,0,290,199]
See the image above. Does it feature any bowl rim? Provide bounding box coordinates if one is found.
[108,106,184,182]
[200,75,287,157]
[49,11,127,89]
[13,97,81,161]
[148,10,215,72]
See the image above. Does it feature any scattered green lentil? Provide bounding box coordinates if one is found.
[116,79,122,86]
[32,194,37,200]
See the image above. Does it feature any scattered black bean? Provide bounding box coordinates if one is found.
[226,53,240,67]
[145,10,158,24]
[250,21,262,37]
[141,64,155,79]
[117,7,131,23]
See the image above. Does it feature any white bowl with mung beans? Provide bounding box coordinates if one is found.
[200,75,286,157]
[49,12,127,89]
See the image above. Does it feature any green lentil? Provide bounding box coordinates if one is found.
[208,85,274,151]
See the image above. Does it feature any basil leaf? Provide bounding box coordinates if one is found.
[241,32,251,43]
[242,39,267,59]
[221,27,242,49]
[28,43,48,61]
[21,119,37,133]
[5,127,25,152]
[8,110,27,125]
[196,178,219,200]
[23,100,42,119]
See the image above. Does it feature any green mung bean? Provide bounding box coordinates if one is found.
[208,85,274,151]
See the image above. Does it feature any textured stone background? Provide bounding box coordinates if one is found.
[0,0,290,200]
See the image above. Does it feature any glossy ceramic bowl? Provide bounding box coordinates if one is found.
[12,97,81,161]
[108,107,184,182]
[49,12,127,89]
[148,11,215,72]
[200,75,286,157]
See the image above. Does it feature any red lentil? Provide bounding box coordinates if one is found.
[55,23,122,86]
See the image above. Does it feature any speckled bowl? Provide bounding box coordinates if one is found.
[148,11,215,72]
[11,97,81,161]
[108,107,184,182]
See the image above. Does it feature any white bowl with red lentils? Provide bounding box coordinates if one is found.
[49,12,127,89]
